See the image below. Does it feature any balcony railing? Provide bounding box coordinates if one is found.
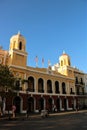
[70,92,75,94]
[75,82,85,86]
[76,92,86,95]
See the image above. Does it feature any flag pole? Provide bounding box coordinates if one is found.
[35,56,38,67]
[42,58,44,68]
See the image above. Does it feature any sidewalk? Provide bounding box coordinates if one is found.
[0,109,87,121]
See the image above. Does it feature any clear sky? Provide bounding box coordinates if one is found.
[0,0,87,72]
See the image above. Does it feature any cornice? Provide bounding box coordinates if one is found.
[9,49,28,56]
[9,65,75,81]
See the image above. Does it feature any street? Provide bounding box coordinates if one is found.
[0,111,87,130]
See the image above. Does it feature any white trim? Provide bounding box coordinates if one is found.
[9,65,27,70]
[9,50,28,56]
[16,90,77,97]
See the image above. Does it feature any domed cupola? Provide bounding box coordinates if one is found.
[9,31,26,51]
[59,51,71,67]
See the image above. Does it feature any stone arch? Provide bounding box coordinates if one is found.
[28,76,34,92]
[56,98,60,111]
[13,96,21,113]
[64,98,67,110]
[62,82,66,94]
[48,97,53,112]
[39,97,44,111]
[38,78,44,93]
[47,80,52,93]
[27,97,34,113]
[55,81,59,93]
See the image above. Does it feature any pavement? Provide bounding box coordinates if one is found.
[0,109,87,121]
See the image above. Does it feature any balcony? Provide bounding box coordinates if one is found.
[76,92,85,95]
[75,81,85,86]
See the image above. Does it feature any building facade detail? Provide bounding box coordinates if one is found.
[0,33,87,114]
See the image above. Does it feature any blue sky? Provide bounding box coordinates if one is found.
[0,0,87,72]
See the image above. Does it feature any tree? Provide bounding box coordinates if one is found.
[0,64,16,91]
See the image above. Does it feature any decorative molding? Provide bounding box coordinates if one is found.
[9,50,27,56]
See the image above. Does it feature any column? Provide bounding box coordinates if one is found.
[52,80,55,94]
[44,79,47,93]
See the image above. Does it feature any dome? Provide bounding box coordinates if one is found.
[60,51,70,58]
[10,31,26,43]
[9,32,26,51]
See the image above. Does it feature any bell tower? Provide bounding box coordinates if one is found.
[8,32,28,68]
[58,51,74,77]
[59,51,71,67]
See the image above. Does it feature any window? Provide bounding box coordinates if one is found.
[81,78,83,84]
[75,77,78,84]
[68,59,70,66]
[70,88,72,94]
[19,42,22,50]
[38,78,44,93]
[61,60,63,66]
[47,80,52,93]
[28,76,34,92]
[62,82,66,94]
[55,81,59,93]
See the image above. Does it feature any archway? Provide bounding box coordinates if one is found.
[62,82,66,94]
[48,98,52,112]
[13,96,21,113]
[56,98,60,111]
[28,77,34,92]
[64,98,67,111]
[38,78,44,93]
[39,98,44,111]
[55,81,59,93]
[27,97,34,113]
[47,80,52,93]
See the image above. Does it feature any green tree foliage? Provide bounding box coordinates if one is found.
[0,64,16,90]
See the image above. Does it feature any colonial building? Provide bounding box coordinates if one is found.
[84,74,87,106]
[0,32,87,114]
[52,52,87,109]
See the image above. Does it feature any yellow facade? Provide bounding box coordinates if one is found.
[2,32,73,93]
[0,32,85,95]
[0,32,86,113]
